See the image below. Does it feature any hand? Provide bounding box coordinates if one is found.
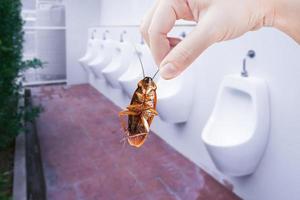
[140,0,300,80]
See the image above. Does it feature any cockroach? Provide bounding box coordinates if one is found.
[119,46,159,148]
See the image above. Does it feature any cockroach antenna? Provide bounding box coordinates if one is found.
[152,68,160,80]
[130,41,146,78]
[136,49,146,79]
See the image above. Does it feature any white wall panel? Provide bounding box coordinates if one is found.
[65,0,101,85]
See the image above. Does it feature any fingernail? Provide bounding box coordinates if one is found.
[160,63,179,79]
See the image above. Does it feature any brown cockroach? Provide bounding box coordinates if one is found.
[119,46,159,148]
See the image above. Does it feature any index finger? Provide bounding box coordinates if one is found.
[148,0,177,65]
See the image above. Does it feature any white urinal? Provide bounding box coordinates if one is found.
[202,74,270,176]
[156,69,195,123]
[88,39,119,79]
[78,38,102,74]
[102,41,135,88]
[118,44,156,97]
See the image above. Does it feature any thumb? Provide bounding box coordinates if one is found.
[159,15,218,80]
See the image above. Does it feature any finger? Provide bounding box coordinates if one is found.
[139,0,160,46]
[159,13,219,79]
[148,0,193,65]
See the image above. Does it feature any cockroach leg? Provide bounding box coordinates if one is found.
[120,135,128,144]
[141,116,150,133]
[146,88,152,94]
[119,110,134,132]
[118,114,126,131]
[120,130,130,144]
[119,110,139,116]
[127,132,148,139]
[120,132,148,147]
[126,104,143,112]
[136,92,144,101]
[120,136,129,149]
[145,108,158,116]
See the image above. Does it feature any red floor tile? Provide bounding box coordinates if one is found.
[32,84,241,200]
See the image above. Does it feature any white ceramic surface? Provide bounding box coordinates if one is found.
[202,74,270,176]
[156,70,195,123]
[88,39,119,79]
[78,38,102,74]
[118,44,156,97]
[102,41,135,88]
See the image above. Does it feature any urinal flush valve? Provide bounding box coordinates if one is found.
[140,36,144,45]
[120,30,127,42]
[241,50,255,77]
[102,30,109,40]
[91,29,97,39]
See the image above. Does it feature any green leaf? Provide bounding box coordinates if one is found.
[0,0,43,150]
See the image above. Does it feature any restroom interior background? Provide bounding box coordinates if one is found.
[23,0,300,199]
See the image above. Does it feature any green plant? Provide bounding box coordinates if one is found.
[0,176,11,200]
[0,143,14,200]
[0,0,42,150]
[0,169,12,200]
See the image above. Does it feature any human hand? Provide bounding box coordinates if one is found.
[140,0,300,80]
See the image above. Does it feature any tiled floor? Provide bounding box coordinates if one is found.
[31,84,241,200]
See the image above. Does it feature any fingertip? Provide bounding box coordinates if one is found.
[159,20,217,79]
[159,63,181,80]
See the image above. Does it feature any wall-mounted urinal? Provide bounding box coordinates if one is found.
[102,40,135,88]
[118,43,156,97]
[201,50,270,176]
[156,69,195,123]
[78,36,102,74]
[88,38,119,79]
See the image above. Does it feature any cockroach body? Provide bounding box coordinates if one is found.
[119,77,158,148]
[119,44,159,148]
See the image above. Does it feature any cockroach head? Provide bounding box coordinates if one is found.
[143,77,153,84]
[138,76,156,89]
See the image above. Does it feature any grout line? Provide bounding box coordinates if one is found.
[156,177,182,200]
[23,26,66,30]
[91,23,196,28]
[127,168,152,200]
[23,79,67,87]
